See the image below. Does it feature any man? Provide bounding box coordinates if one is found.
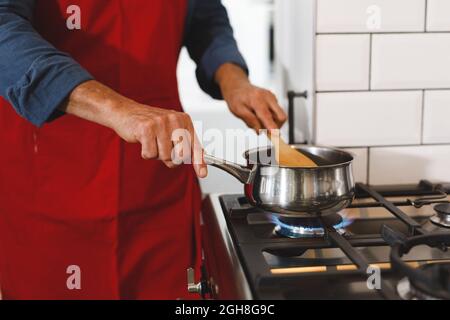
[0,0,286,299]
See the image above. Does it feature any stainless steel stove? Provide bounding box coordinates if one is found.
[192,180,450,300]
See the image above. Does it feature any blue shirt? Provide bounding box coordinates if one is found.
[0,0,248,127]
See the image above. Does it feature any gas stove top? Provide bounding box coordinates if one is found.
[199,180,450,300]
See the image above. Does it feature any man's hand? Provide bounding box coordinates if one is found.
[112,104,206,177]
[216,63,287,131]
[62,81,207,178]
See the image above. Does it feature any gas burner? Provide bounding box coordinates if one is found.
[383,227,450,300]
[431,204,450,228]
[397,277,438,300]
[397,263,450,300]
[272,214,352,239]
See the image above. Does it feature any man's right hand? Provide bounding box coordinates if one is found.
[112,103,207,177]
[61,80,208,178]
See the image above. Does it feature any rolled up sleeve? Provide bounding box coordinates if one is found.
[0,0,93,127]
[184,0,248,99]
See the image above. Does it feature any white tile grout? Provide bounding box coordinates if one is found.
[367,147,371,185]
[420,90,426,145]
[338,143,450,149]
[368,33,373,91]
[316,88,450,94]
[316,31,450,35]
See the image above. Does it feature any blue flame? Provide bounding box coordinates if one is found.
[271,214,354,238]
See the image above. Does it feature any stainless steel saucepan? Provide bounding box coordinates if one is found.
[204,146,355,218]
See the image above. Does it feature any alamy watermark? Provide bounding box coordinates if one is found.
[171,123,281,167]
[66,265,82,290]
[367,265,382,290]
[66,5,81,30]
[366,5,382,31]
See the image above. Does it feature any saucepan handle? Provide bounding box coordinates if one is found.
[204,154,252,184]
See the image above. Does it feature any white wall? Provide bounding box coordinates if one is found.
[274,0,316,143]
[278,0,450,185]
[178,0,275,193]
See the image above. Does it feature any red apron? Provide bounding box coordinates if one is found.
[0,0,202,300]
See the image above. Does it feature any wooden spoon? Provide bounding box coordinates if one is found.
[268,133,318,168]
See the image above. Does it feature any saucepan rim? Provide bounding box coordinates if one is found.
[243,145,354,170]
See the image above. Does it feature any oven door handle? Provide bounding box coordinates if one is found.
[287,90,308,145]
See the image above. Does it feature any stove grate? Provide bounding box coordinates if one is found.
[220,180,450,300]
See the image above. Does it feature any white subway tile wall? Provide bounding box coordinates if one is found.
[316,91,423,147]
[371,34,450,90]
[313,0,450,184]
[316,35,370,91]
[316,0,426,33]
[423,90,450,144]
[427,0,450,31]
[369,145,450,184]
[342,148,369,183]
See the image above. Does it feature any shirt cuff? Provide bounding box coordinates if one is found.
[6,54,93,127]
[197,43,249,100]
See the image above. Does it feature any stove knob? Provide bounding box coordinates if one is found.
[187,268,203,295]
